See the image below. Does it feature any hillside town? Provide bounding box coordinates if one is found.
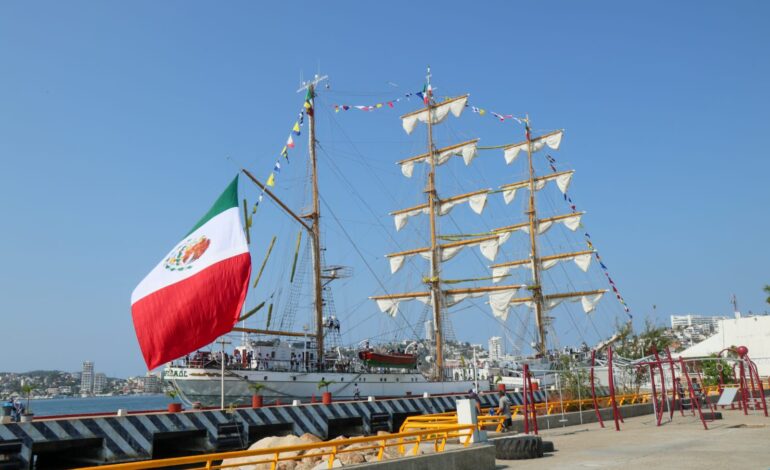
[0,364,163,401]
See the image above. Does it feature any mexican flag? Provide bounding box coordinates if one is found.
[131,176,252,370]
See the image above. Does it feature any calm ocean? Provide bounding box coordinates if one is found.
[22,395,175,417]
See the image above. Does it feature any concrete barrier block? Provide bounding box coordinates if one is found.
[345,444,495,470]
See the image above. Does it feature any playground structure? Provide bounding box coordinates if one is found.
[571,345,766,432]
[402,344,766,437]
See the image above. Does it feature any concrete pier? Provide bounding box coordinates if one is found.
[0,390,549,469]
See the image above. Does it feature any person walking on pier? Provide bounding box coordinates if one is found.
[497,390,512,432]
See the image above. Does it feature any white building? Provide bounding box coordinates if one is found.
[80,361,94,396]
[424,320,434,342]
[142,373,162,394]
[488,337,503,360]
[93,373,107,394]
[680,314,770,376]
[670,314,724,332]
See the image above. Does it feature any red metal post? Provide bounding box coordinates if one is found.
[525,365,538,435]
[747,356,768,417]
[738,360,749,415]
[747,359,758,409]
[678,357,708,430]
[648,364,661,426]
[521,364,529,434]
[652,347,667,424]
[607,346,621,431]
[590,349,605,428]
[666,347,684,417]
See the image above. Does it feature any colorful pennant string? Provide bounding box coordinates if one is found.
[332,88,525,128]
[545,153,632,317]
[251,90,314,214]
[333,90,424,113]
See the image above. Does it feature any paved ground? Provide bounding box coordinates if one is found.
[495,409,770,469]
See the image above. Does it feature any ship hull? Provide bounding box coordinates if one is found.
[165,367,478,407]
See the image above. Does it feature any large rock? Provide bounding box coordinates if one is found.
[338,452,366,465]
[221,434,322,470]
[311,459,341,469]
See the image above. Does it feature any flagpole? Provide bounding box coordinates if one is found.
[218,337,231,410]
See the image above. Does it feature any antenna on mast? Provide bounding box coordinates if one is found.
[298,73,329,93]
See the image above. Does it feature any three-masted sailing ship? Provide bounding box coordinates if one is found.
[164,71,613,406]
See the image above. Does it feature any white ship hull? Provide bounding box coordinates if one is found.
[165,366,478,407]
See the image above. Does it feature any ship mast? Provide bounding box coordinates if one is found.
[524,116,548,356]
[423,67,444,380]
[238,74,329,367]
[301,75,327,368]
[374,73,609,370]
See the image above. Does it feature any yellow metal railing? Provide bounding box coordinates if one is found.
[74,425,476,470]
[398,388,720,434]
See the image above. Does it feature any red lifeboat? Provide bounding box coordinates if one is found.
[358,349,417,369]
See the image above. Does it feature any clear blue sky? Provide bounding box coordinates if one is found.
[1,1,768,378]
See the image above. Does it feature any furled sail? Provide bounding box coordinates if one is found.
[387,230,516,274]
[520,212,583,235]
[374,292,431,317]
[392,205,430,231]
[501,171,574,204]
[372,284,525,317]
[503,130,564,164]
[489,287,523,321]
[399,139,479,178]
[391,189,490,231]
[509,290,607,315]
[491,250,594,282]
[401,95,469,135]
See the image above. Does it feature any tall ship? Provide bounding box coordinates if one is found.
[160,70,628,406]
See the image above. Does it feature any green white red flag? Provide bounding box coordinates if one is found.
[131,176,251,370]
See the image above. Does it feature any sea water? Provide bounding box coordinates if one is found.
[22,394,174,417]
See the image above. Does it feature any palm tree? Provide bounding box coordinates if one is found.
[248,382,265,396]
[21,383,34,414]
[763,285,770,306]
[317,379,335,392]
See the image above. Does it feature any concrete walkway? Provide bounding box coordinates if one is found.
[496,409,770,469]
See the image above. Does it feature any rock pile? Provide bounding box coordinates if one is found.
[221,431,423,470]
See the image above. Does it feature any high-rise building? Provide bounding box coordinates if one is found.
[142,373,162,394]
[424,320,434,341]
[80,361,94,396]
[488,336,503,360]
[93,373,107,394]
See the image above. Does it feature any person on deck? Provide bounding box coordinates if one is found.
[353,385,361,400]
[497,390,512,432]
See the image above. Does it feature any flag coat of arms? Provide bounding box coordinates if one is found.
[131,176,252,370]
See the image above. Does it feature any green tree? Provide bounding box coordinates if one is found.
[609,320,673,394]
[553,355,590,400]
[700,355,734,386]
[764,285,770,306]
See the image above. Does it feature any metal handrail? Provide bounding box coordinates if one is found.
[398,389,718,434]
[74,425,476,470]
